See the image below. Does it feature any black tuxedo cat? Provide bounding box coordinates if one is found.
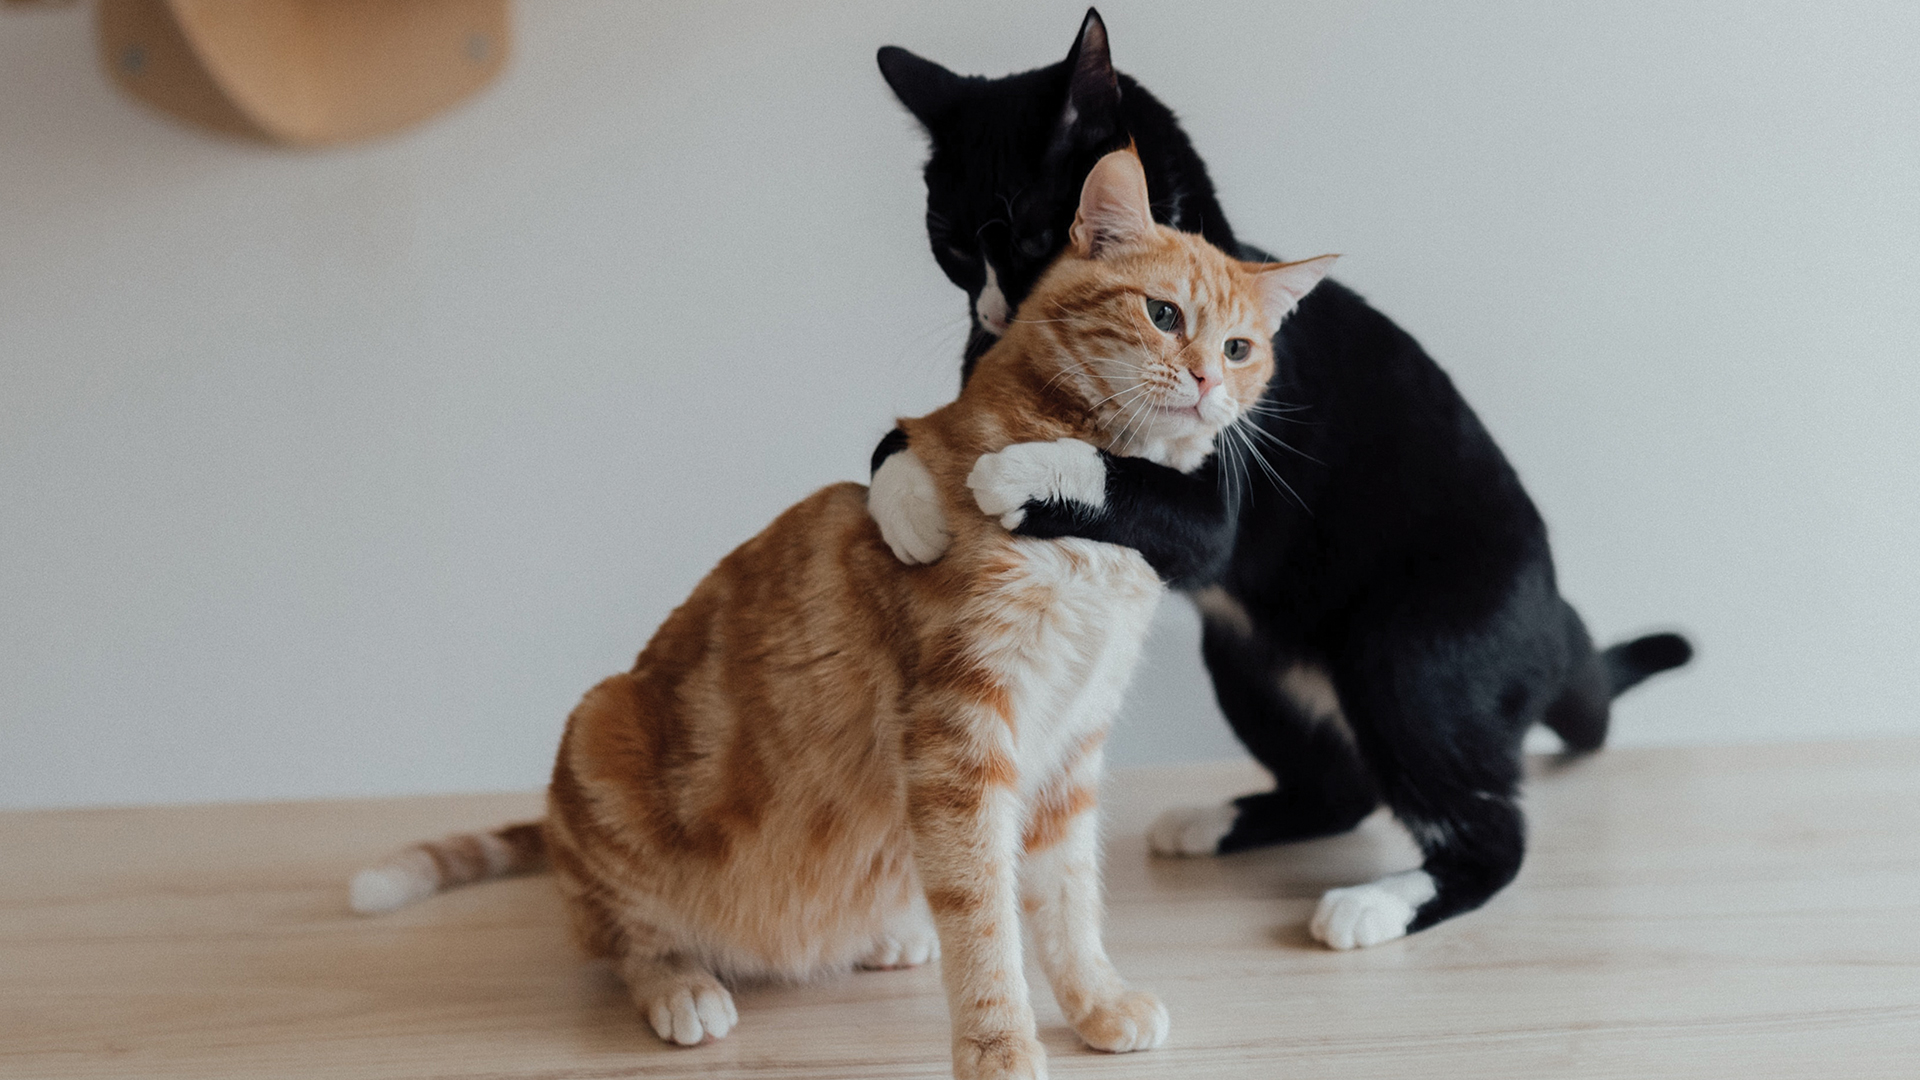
[872,10,1691,947]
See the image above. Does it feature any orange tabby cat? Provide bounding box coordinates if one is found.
[352,149,1332,1080]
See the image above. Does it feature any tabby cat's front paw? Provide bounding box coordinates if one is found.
[635,971,737,1046]
[952,1030,1048,1080]
[967,438,1106,530]
[1072,989,1169,1053]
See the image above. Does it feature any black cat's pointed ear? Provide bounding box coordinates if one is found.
[878,46,966,127]
[1050,8,1122,158]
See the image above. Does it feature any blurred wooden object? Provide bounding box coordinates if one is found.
[3,740,1917,1078]
[93,0,508,145]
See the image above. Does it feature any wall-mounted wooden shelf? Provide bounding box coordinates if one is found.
[91,0,509,146]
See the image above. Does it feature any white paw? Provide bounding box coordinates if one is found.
[952,1030,1047,1080]
[640,974,737,1046]
[967,438,1106,529]
[1147,803,1236,857]
[859,927,941,970]
[1309,869,1436,950]
[1074,989,1169,1053]
[870,449,952,564]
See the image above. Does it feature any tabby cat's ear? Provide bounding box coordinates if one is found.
[1249,255,1340,327]
[1071,149,1155,258]
[878,46,966,127]
[1048,8,1122,160]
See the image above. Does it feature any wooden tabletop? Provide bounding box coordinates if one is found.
[4,740,1917,1079]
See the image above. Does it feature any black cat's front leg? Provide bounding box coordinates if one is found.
[870,430,1238,586]
[969,441,1239,589]
[1148,620,1379,857]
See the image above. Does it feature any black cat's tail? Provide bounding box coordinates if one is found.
[1543,623,1693,753]
[1602,632,1694,698]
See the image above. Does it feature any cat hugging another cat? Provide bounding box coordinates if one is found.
[353,144,1334,1079]
[352,9,1692,1077]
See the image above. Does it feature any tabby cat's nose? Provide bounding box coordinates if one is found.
[1190,367,1221,398]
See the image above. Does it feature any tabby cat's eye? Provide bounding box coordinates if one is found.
[1146,299,1181,332]
[1224,338,1253,363]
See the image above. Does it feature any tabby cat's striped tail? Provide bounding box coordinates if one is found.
[348,820,547,914]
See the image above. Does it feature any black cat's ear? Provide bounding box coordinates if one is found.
[878,46,966,128]
[1049,8,1122,159]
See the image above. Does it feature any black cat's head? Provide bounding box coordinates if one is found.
[880,9,1132,370]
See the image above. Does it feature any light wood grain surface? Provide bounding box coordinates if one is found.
[4,740,1917,1079]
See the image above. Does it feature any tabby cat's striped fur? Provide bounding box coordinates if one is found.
[352,150,1331,1080]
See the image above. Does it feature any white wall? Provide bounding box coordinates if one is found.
[3,1,1915,810]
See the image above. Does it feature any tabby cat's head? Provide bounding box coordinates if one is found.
[1001,150,1334,473]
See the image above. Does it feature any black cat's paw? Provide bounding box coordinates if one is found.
[1147,802,1238,857]
[967,439,1106,529]
[1309,870,1437,950]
